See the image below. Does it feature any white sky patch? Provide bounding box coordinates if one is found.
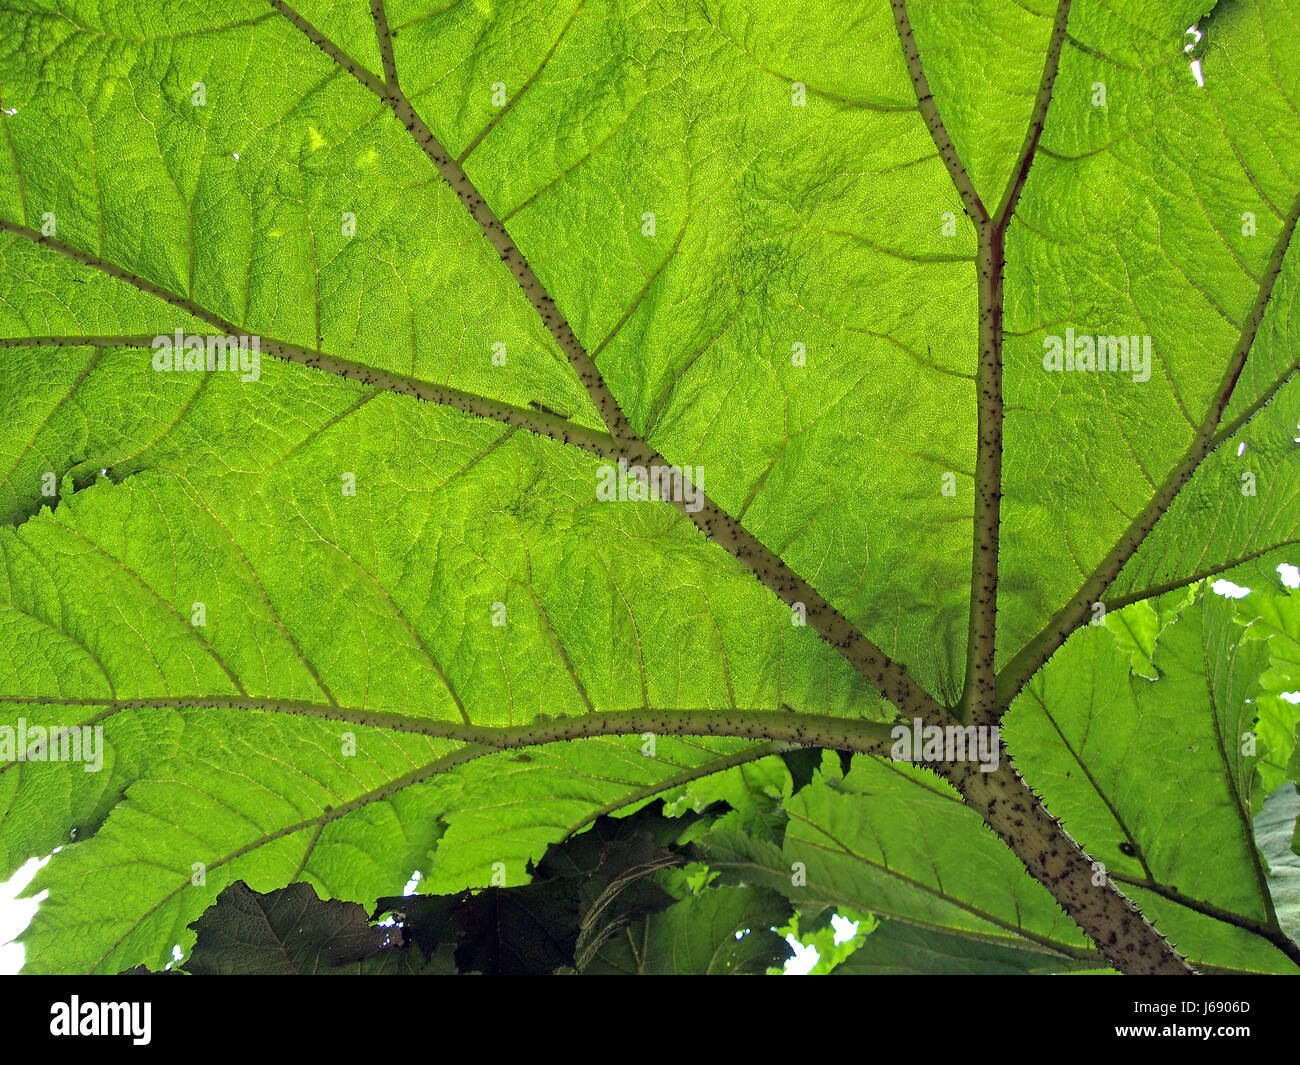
[375,872,423,928]
[1184,26,1206,87]
[782,913,862,972]
[783,934,818,974]
[831,914,859,944]
[1279,691,1300,704]
[1278,563,1300,588]
[0,855,49,975]
[1212,579,1252,599]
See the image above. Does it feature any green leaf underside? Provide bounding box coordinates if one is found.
[0,0,1298,973]
[834,919,1105,975]
[1007,592,1299,972]
[1255,783,1300,949]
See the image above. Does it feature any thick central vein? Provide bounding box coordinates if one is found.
[261,0,955,724]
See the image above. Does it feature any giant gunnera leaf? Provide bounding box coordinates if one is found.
[1,0,1299,977]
